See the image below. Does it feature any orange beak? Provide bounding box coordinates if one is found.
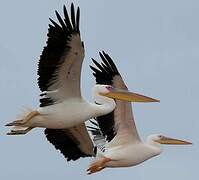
[100,88,159,103]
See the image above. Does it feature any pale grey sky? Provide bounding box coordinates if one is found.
[0,0,198,179]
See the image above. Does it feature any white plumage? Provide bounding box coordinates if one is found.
[6,4,158,161]
[87,51,192,174]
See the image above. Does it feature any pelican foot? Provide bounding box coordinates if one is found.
[87,157,111,175]
[5,111,39,126]
[7,127,33,135]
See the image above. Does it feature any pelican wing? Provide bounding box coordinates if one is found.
[87,120,106,153]
[90,51,141,143]
[38,3,84,107]
[40,4,93,161]
[45,123,94,161]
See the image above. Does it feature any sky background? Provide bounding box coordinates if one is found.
[0,0,198,179]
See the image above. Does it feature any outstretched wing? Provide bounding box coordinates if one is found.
[38,3,84,107]
[45,124,95,161]
[40,4,94,161]
[87,120,106,153]
[90,51,141,143]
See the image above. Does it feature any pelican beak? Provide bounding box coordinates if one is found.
[100,88,159,102]
[156,136,192,145]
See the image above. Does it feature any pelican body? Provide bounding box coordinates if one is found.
[23,85,116,129]
[100,134,189,168]
[87,51,192,174]
[104,140,161,167]
[5,3,191,171]
[5,4,159,161]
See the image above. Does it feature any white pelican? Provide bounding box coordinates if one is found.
[5,4,158,161]
[86,51,192,174]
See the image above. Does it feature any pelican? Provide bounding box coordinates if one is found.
[86,51,192,174]
[5,4,158,160]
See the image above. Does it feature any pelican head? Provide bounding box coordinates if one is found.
[149,134,192,145]
[93,84,159,103]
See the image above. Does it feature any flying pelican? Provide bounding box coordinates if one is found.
[5,4,158,160]
[86,51,192,174]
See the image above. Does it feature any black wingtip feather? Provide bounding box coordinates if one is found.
[92,59,106,73]
[38,3,82,106]
[90,51,120,142]
[76,7,80,32]
[49,18,62,29]
[99,52,114,73]
[89,65,102,74]
[63,5,72,31]
[103,52,119,73]
[71,3,76,30]
[45,129,91,161]
[55,10,66,30]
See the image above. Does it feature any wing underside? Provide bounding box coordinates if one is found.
[38,3,84,107]
[45,123,94,161]
[40,4,93,161]
[90,51,141,144]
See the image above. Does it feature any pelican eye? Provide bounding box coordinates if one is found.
[106,86,113,91]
